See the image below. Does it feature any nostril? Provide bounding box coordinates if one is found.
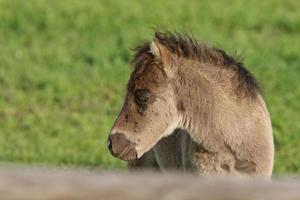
[107,137,112,151]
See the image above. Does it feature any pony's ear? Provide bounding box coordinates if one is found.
[150,36,176,76]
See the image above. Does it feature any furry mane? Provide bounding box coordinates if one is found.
[131,31,260,98]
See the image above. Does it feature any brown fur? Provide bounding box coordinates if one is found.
[108,31,274,177]
[132,32,260,99]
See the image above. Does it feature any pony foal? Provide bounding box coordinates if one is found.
[107,31,274,177]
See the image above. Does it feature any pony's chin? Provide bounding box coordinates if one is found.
[135,140,160,159]
[135,145,147,159]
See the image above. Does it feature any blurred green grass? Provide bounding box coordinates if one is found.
[0,0,299,173]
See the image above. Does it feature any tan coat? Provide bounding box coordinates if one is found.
[108,32,274,177]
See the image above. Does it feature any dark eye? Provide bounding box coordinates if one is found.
[134,89,151,107]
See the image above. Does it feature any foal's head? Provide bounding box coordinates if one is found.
[107,31,259,161]
[108,33,180,161]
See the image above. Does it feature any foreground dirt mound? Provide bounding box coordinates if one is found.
[0,168,299,200]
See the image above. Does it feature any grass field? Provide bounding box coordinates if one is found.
[0,0,299,174]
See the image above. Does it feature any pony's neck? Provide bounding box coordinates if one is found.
[174,61,226,144]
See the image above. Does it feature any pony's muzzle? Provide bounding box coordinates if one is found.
[107,132,137,161]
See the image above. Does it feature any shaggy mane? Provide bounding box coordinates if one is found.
[131,31,260,99]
